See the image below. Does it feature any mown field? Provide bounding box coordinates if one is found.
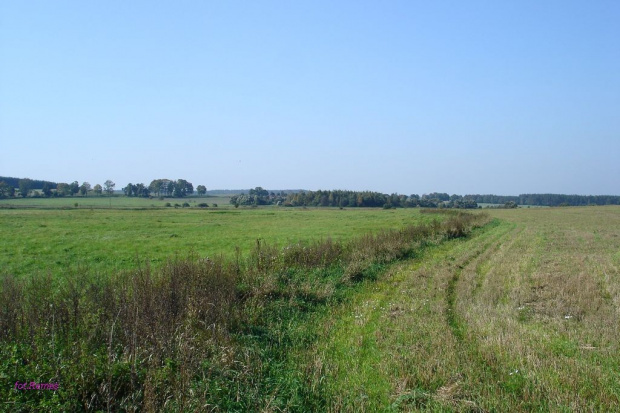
[299,206,620,411]
[2,205,619,411]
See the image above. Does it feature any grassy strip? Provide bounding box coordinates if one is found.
[292,219,508,412]
[1,211,488,411]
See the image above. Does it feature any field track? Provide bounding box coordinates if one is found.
[305,207,620,411]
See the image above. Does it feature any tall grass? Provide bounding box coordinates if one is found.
[1,211,488,411]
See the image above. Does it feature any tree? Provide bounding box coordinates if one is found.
[196,185,207,195]
[70,181,80,197]
[42,183,53,197]
[134,183,149,197]
[171,179,194,197]
[93,184,102,196]
[123,183,135,197]
[104,180,115,195]
[79,182,91,196]
[173,182,185,198]
[18,179,33,197]
[56,183,70,197]
[0,181,15,198]
[185,181,194,195]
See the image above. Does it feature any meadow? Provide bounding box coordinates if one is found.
[0,194,233,209]
[0,205,437,278]
[1,204,619,411]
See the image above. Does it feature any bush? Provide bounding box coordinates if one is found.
[197,203,209,208]
[165,202,171,207]
[182,202,190,208]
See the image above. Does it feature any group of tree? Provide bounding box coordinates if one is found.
[229,187,285,206]
[0,176,57,191]
[127,179,201,198]
[465,194,620,207]
[2,176,619,207]
[51,180,113,197]
[0,178,114,198]
[123,179,208,198]
[229,188,480,209]
[0,176,207,199]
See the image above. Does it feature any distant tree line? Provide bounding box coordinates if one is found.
[0,177,208,199]
[229,187,286,206]
[0,179,114,198]
[1,176,618,207]
[143,179,202,198]
[124,179,205,198]
[0,176,57,190]
[230,188,479,209]
[465,194,620,207]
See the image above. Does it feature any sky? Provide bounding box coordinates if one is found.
[1,1,618,195]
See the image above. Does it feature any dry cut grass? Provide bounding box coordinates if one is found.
[301,206,620,411]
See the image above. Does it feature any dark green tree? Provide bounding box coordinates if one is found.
[124,183,135,197]
[42,183,53,197]
[0,181,15,198]
[18,179,33,197]
[69,181,80,196]
[56,183,71,197]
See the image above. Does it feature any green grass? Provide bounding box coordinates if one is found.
[0,207,436,277]
[290,206,620,411]
[0,194,233,208]
[2,205,619,411]
[2,207,480,411]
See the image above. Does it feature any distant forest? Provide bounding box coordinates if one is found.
[465,194,620,207]
[231,189,620,208]
[1,176,619,207]
[0,176,57,190]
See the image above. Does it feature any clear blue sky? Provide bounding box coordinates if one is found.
[1,1,618,195]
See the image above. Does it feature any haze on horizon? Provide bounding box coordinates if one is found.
[1,1,618,196]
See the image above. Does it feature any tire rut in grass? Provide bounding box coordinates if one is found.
[445,223,516,341]
[442,223,536,409]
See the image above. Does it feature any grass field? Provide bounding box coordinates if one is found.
[0,194,233,209]
[0,206,436,278]
[293,206,620,411]
[2,205,619,411]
